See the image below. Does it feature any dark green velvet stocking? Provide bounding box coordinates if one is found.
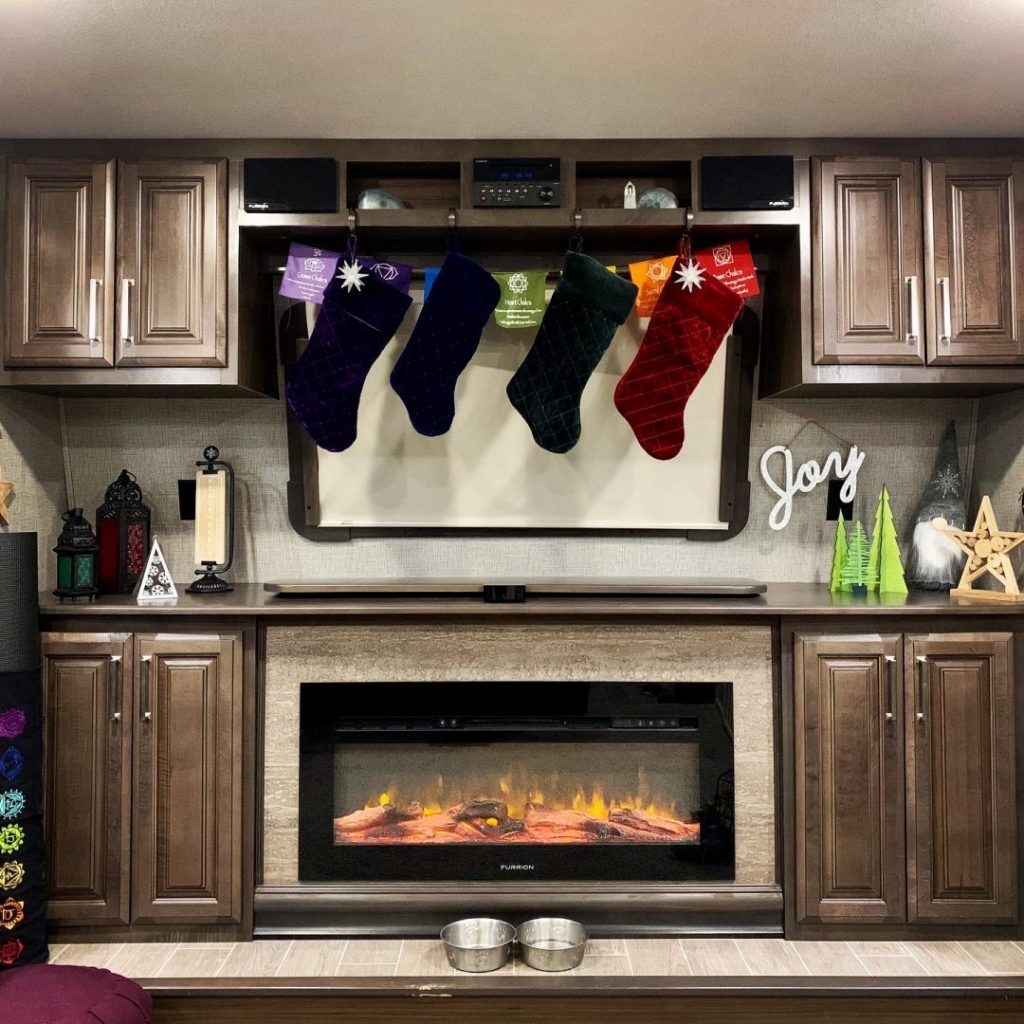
[506,251,637,453]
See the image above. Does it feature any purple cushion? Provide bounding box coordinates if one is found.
[0,964,152,1023]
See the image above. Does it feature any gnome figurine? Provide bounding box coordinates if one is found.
[906,421,967,590]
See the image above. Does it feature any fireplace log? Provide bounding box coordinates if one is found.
[452,800,509,823]
[610,807,700,840]
[332,802,423,842]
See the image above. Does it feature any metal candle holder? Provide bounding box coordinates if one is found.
[187,445,235,595]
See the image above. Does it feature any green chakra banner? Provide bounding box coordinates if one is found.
[492,270,547,329]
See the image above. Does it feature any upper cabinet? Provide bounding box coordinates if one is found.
[3,156,236,388]
[117,161,226,367]
[924,159,1024,365]
[4,161,116,367]
[812,156,1024,377]
[814,159,924,365]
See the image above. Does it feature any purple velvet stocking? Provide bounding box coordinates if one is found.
[285,265,412,452]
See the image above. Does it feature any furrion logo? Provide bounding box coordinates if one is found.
[500,863,535,872]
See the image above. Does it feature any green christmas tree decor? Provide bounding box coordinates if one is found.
[829,513,849,593]
[840,520,872,595]
[872,486,908,594]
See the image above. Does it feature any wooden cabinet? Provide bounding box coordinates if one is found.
[131,634,242,922]
[814,158,925,365]
[814,156,1024,370]
[905,634,1017,923]
[4,161,115,367]
[794,630,1017,930]
[924,159,1024,365]
[3,157,225,373]
[42,634,131,925]
[117,161,226,367]
[795,635,905,924]
[42,631,243,930]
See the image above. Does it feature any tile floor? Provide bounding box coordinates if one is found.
[47,937,1024,979]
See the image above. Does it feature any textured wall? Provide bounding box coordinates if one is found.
[57,394,976,587]
[0,393,65,582]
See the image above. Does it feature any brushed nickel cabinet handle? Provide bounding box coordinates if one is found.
[905,276,920,343]
[938,277,952,343]
[120,278,135,346]
[884,654,896,721]
[108,654,122,722]
[88,278,102,344]
[140,653,152,722]
[915,654,927,722]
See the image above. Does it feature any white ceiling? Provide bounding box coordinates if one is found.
[2,0,1024,139]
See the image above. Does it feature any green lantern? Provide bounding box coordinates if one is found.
[53,508,99,601]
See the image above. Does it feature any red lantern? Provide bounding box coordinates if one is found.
[96,470,151,594]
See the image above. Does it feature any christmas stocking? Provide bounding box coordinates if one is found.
[390,251,500,436]
[507,251,637,453]
[285,260,412,452]
[614,256,743,460]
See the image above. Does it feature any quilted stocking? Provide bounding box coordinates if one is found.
[614,256,743,460]
[390,251,500,436]
[507,251,637,453]
[285,265,412,452]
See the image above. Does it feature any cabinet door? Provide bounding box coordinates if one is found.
[131,633,242,923]
[42,633,131,926]
[794,634,905,924]
[4,160,115,366]
[924,159,1024,365]
[813,158,925,365]
[906,633,1017,923]
[116,160,226,367]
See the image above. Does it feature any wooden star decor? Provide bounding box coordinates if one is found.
[933,495,1024,602]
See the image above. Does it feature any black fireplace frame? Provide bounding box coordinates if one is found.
[298,680,735,885]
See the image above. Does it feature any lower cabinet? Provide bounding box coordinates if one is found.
[42,631,243,929]
[794,631,1017,929]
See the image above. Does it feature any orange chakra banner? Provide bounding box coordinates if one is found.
[628,256,676,316]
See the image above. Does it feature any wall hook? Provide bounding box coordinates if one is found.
[347,208,357,234]
[447,208,457,230]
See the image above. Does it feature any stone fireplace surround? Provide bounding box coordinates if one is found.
[259,619,777,934]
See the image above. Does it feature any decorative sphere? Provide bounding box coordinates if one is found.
[203,445,220,462]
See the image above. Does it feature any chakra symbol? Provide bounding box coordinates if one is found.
[508,272,530,294]
[0,897,24,930]
[0,825,24,854]
[372,262,399,282]
[0,790,24,820]
[0,862,23,891]
[646,261,669,282]
[0,748,22,783]
[303,257,326,274]
[0,937,23,965]
[0,710,26,739]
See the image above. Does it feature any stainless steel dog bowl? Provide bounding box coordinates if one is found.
[440,918,515,973]
[517,917,589,972]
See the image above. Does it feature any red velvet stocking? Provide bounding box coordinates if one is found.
[613,256,743,460]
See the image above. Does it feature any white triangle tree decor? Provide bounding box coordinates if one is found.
[136,537,178,603]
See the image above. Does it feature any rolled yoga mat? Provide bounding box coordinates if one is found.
[0,532,47,969]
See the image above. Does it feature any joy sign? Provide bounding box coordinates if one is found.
[759,445,865,531]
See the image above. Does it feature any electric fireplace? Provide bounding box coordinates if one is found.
[299,680,735,883]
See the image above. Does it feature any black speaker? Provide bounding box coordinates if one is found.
[700,156,794,211]
[243,158,338,213]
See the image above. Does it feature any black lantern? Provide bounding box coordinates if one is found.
[96,469,151,594]
[53,508,99,601]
